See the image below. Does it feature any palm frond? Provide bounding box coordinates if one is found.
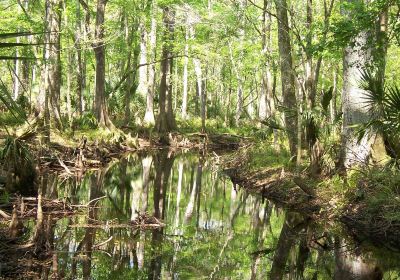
[359,68,385,118]
[0,78,28,124]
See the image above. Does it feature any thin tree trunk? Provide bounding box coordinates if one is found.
[305,0,315,108]
[181,22,189,120]
[47,0,63,130]
[166,38,177,130]
[64,1,72,121]
[38,0,51,143]
[375,5,388,84]
[144,3,157,125]
[234,0,246,126]
[75,0,84,115]
[136,23,148,97]
[193,58,204,128]
[123,19,138,125]
[330,66,338,125]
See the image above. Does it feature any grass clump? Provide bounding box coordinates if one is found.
[353,168,400,222]
[0,136,36,194]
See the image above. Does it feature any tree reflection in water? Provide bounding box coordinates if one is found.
[15,151,400,279]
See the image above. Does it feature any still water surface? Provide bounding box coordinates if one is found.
[27,151,400,279]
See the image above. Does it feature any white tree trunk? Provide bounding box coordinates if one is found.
[341,28,373,167]
[137,23,148,97]
[144,9,157,125]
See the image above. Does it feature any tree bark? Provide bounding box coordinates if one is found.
[193,59,204,130]
[181,21,189,120]
[259,0,274,121]
[275,0,298,159]
[47,0,63,130]
[63,1,72,121]
[340,0,374,168]
[75,0,85,115]
[375,5,388,84]
[144,2,157,125]
[155,6,176,135]
[136,23,148,97]
[123,22,137,126]
[93,0,112,128]
[305,0,316,108]
[234,0,246,126]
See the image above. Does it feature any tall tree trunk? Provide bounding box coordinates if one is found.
[93,0,112,128]
[136,23,148,97]
[275,0,298,159]
[63,1,72,122]
[259,0,274,121]
[305,0,315,108]
[166,41,176,130]
[193,59,204,130]
[375,5,388,84]
[75,0,85,116]
[234,0,246,126]
[37,0,52,143]
[340,0,374,168]
[47,0,63,130]
[181,21,189,120]
[144,3,157,125]
[123,22,136,126]
[330,66,338,125]
[155,6,176,135]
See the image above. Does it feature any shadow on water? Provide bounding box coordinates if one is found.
[2,150,400,279]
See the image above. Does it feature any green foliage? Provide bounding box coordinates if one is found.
[0,190,10,204]
[0,136,32,166]
[0,79,28,126]
[73,113,98,129]
[0,136,36,194]
[349,167,400,222]
[245,140,291,170]
[358,68,400,159]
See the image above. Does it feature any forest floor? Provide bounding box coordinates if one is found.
[222,142,400,252]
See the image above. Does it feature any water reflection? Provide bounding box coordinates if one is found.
[16,151,400,279]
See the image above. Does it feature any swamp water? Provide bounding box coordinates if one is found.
[6,151,400,279]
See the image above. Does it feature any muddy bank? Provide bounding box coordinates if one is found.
[5,130,245,168]
[0,130,247,194]
[224,163,400,251]
[224,167,322,214]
